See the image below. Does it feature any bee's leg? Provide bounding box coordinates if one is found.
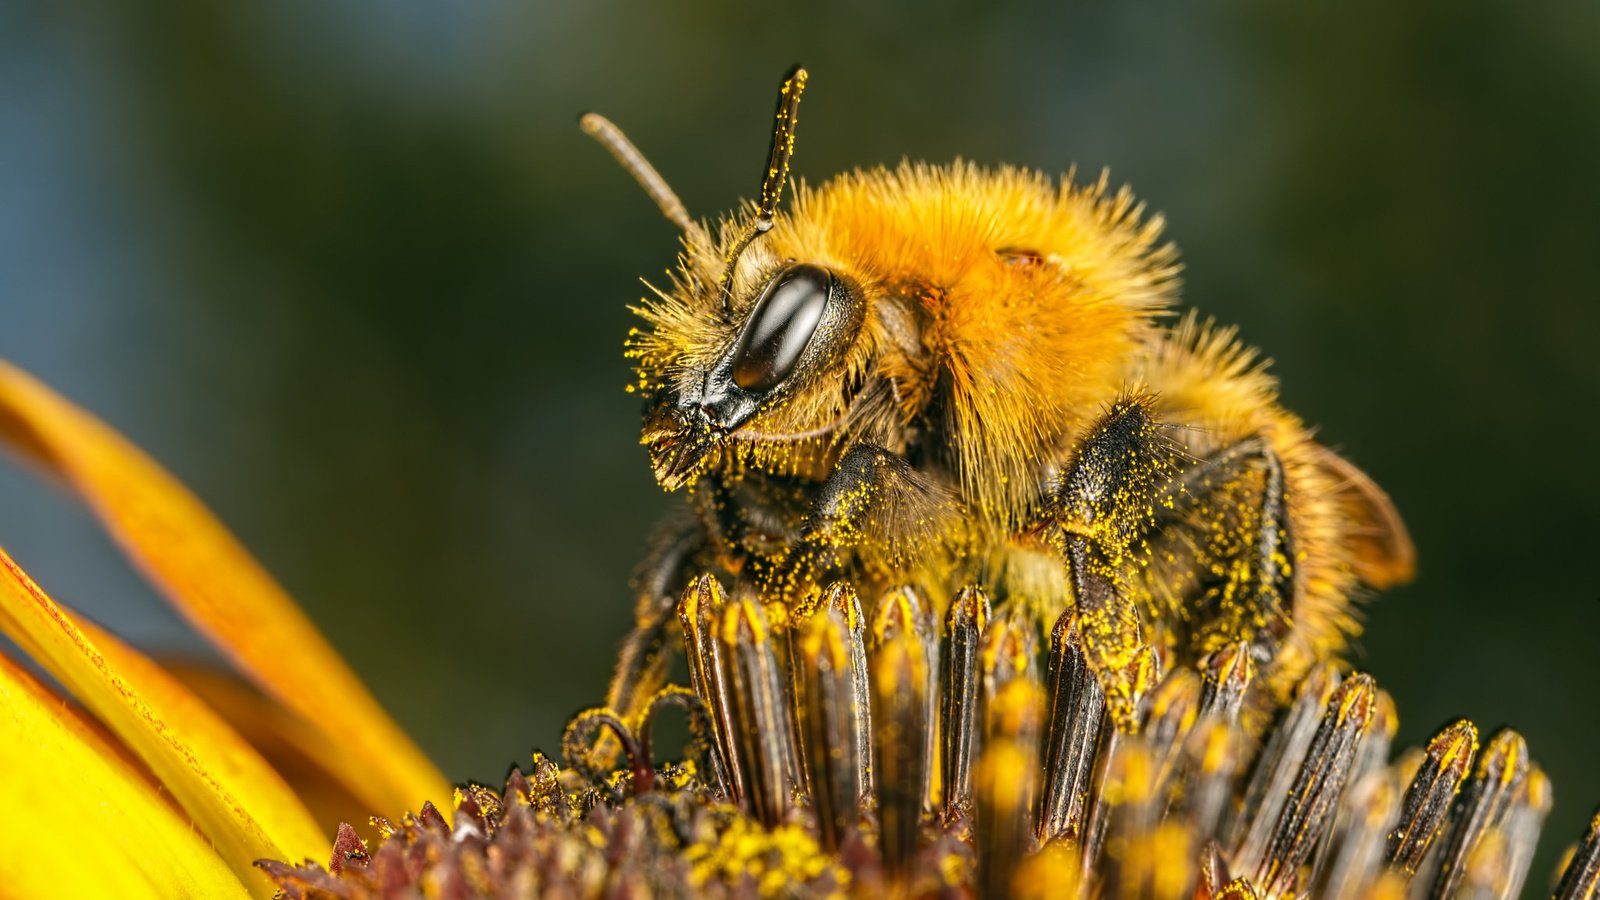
[1037,395,1185,729]
[1041,396,1302,723]
[604,512,708,724]
[760,442,959,619]
[1147,436,1295,671]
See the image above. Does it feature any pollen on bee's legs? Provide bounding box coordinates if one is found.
[1077,644,1158,875]
[1069,562,1149,732]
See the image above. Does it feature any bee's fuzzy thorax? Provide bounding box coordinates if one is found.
[787,164,1181,530]
[632,162,1183,531]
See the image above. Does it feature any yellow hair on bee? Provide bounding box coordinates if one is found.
[629,162,1181,525]
[1136,313,1399,698]
[764,162,1180,530]
[602,70,1416,741]
[624,157,1409,703]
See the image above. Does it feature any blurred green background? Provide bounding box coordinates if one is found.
[2,0,1596,882]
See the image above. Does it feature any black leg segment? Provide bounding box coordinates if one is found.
[1148,436,1296,666]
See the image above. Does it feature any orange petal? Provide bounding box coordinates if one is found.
[0,548,324,894]
[0,648,248,899]
[0,358,450,816]
[77,616,333,859]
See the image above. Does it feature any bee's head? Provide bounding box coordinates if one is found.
[636,256,867,489]
[588,66,875,490]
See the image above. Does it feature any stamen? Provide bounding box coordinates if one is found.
[1252,674,1377,895]
[975,678,1044,900]
[798,606,867,852]
[1197,642,1256,723]
[1387,718,1479,874]
[677,574,738,800]
[1039,612,1106,843]
[721,595,799,826]
[939,585,990,820]
[869,587,934,878]
[259,576,1599,897]
[1228,662,1339,858]
[1312,768,1402,896]
[1426,728,1531,897]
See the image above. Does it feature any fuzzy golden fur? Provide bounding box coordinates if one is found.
[632,164,1176,518]
[625,157,1413,699]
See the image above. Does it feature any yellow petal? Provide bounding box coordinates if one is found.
[0,358,450,816]
[157,659,375,839]
[76,615,333,860]
[0,648,248,899]
[0,549,310,894]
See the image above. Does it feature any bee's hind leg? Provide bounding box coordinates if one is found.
[1146,435,1296,679]
[1036,394,1186,729]
[1040,393,1303,725]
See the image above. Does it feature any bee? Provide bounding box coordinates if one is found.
[582,67,1414,729]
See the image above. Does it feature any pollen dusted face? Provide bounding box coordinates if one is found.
[633,253,869,491]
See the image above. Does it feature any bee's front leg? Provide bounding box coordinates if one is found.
[604,511,707,723]
[759,442,959,620]
[1037,394,1185,729]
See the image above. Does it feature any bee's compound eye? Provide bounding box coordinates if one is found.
[732,264,832,392]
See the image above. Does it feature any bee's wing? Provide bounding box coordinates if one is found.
[1308,444,1416,589]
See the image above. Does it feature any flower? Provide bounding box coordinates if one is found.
[0,358,451,897]
[1,355,1598,899]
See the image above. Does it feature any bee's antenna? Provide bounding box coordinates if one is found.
[718,65,809,317]
[755,65,808,228]
[581,112,701,237]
